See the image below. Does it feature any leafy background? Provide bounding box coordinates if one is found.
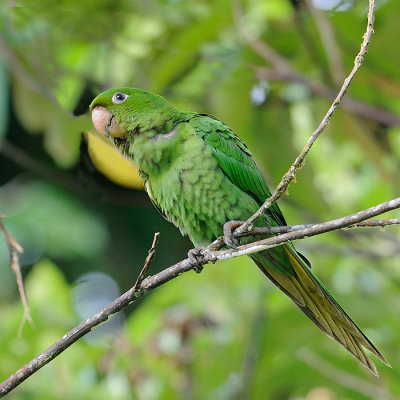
[0,0,400,399]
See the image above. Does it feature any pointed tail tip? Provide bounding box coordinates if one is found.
[369,362,379,377]
[380,355,392,369]
[365,352,391,377]
[373,347,392,369]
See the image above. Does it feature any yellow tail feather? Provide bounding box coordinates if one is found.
[252,246,390,376]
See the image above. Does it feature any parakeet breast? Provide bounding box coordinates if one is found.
[132,121,260,247]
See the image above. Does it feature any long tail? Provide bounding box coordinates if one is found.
[252,245,390,376]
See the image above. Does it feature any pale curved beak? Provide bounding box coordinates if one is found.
[91,105,124,137]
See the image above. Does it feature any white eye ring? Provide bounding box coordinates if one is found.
[112,92,129,104]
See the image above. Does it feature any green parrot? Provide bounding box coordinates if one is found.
[90,88,389,375]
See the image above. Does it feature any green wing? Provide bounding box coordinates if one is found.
[189,114,286,227]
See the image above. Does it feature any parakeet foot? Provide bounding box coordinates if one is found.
[223,220,244,249]
[188,248,205,273]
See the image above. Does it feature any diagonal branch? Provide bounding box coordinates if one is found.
[235,0,376,235]
[0,195,399,397]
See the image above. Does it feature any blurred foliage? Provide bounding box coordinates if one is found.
[0,0,400,399]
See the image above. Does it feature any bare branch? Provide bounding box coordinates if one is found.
[346,219,400,229]
[1,195,398,397]
[235,0,376,235]
[204,197,400,262]
[0,215,33,336]
[132,232,160,292]
[247,218,400,236]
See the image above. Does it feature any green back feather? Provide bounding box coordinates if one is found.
[189,114,286,227]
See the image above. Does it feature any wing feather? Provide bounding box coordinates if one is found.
[189,114,286,226]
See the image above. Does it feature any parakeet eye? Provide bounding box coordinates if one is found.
[112,92,129,104]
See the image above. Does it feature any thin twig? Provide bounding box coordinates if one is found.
[132,232,160,292]
[1,195,398,397]
[235,0,376,235]
[0,215,34,336]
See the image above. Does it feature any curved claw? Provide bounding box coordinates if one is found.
[223,220,244,249]
[188,248,204,273]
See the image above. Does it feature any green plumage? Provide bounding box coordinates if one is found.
[90,88,389,375]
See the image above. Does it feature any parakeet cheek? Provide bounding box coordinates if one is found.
[91,105,124,137]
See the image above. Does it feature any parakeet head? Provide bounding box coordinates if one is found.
[90,88,185,138]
